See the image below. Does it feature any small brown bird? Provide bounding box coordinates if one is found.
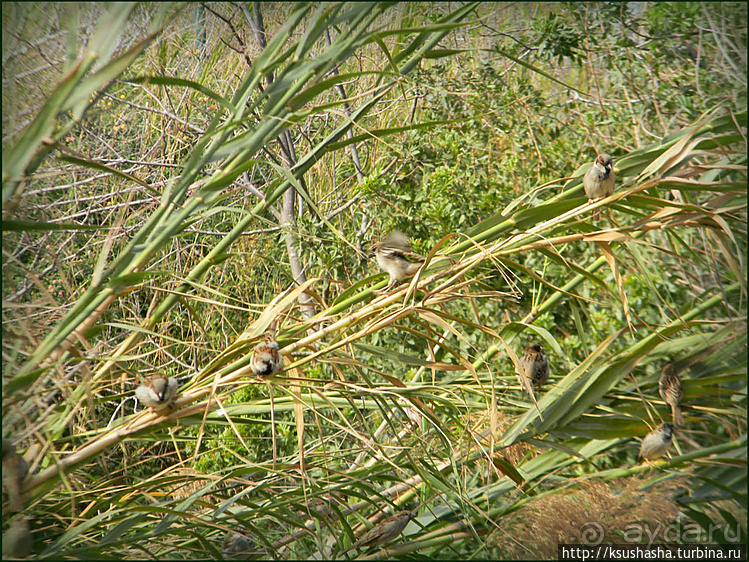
[583,154,616,200]
[517,343,550,395]
[659,364,684,426]
[2,515,32,558]
[370,231,425,293]
[342,510,416,554]
[2,442,29,512]
[221,528,255,559]
[250,326,284,377]
[638,423,675,461]
[135,375,179,409]
[404,407,424,431]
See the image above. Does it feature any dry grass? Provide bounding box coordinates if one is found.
[2,4,745,559]
[492,476,688,559]
[472,409,536,467]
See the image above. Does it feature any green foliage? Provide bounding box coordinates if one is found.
[2,2,746,560]
[645,2,703,36]
[535,12,584,64]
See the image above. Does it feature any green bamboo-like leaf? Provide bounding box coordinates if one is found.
[3,56,91,199]
[512,199,583,231]
[58,155,155,190]
[65,33,160,117]
[42,509,123,557]
[126,75,235,113]
[4,5,745,559]
[352,343,465,371]
[494,45,587,95]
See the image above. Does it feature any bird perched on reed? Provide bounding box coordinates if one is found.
[583,153,616,200]
[638,423,675,461]
[135,375,179,409]
[517,343,550,398]
[341,510,416,555]
[250,324,284,377]
[2,442,28,512]
[221,527,255,559]
[370,231,425,293]
[659,364,684,426]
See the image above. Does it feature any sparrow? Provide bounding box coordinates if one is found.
[2,442,29,512]
[517,343,550,394]
[583,154,616,200]
[658,364,685,426]
[221,528,255,559]
[341,510,416,554]
[638,423,675,461]
[370,231,425,293]
[135,375,179,409]
[250,326,284,377]
[404,407,424,431]
[2,515,32,558]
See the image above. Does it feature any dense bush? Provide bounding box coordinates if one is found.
[2,2,745,559]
